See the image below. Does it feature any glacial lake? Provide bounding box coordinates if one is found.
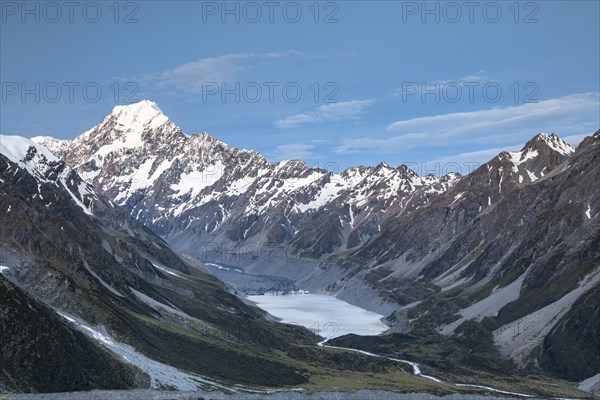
[247,294,389,339]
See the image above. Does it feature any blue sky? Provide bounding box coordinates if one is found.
[1,0,599,174]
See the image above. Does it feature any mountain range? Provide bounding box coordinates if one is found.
[1,100,598,397]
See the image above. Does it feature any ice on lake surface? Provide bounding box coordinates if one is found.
[247,293,388,339]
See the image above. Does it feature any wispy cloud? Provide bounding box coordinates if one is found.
[418,131,591,175]
[121,51,308,93]
[424,145,522,174]
[335,93,599,154]
[119,50,355,95]
[393,71,489,97]
[275,100,375,129]
[422,132,591,174]
[562,133,591,148]
[267,143,317,161]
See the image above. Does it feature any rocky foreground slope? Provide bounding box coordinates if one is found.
[0,135,317,391]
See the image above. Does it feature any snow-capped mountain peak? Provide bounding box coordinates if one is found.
[109,100,168,132]
[114,99,162,113]
[32,100,182,162]
[82,99,177,147]
[492,132,576,185]
[524,132,575,156]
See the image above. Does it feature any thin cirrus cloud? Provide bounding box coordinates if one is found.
[123,50,308,93]
[424,145,523,175]
[392,70,490,97]
[275,100,375,129]
[423,131,596,175]
[267,143,317,161]
[421,131,595,175]
[335,92,599,154]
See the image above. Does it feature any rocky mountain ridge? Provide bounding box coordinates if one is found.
[33,101,460,263]
[329,129,599,382]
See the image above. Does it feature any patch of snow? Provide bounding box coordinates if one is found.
[151,262,186,278]
[296,175,347,212]
[539,133,575,156]
[397,301,422,311]
[125,157,156,191]
[0,265,9,274]
[226,177,253,196]
[450,192,464,205]
[206,262,243,273]
[171,162,225,209]
[523,169,537,182]
[585,204,591,219]
[60,178,94,216]
[498,168,503,194]
[79,168,101,183]
[507,149,538,170]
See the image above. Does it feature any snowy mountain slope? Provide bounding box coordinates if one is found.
[33,100,460,267]
[1,135,104,216]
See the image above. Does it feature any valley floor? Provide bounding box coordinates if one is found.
[1,389,564,400]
